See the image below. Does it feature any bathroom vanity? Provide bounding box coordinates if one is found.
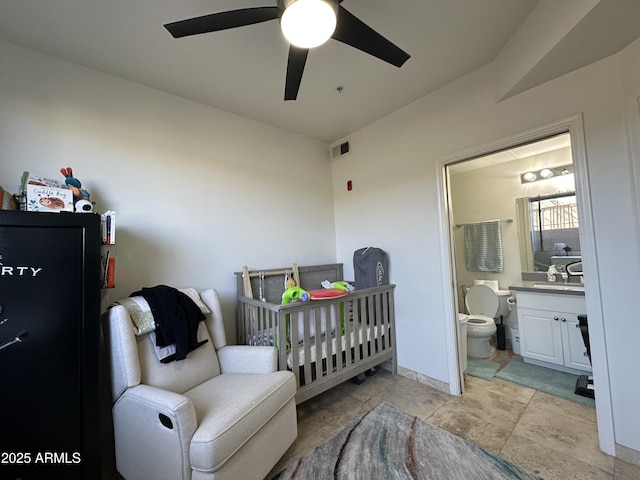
[509,284,591,375]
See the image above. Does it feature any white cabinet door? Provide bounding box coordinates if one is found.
[519,308,564,366]
[562,317,592,372]
[515,292,591,374]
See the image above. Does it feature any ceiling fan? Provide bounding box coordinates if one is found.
[164,0,410,101]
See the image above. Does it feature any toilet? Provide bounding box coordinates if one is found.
[465,280,512,358]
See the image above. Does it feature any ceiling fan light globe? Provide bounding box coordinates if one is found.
[281,0,337,49]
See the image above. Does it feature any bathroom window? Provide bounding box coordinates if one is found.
[530,193,580,254]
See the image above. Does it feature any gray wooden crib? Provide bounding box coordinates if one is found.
[235,264,396,403]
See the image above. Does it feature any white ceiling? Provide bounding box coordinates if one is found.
[1,0,639,144]
[448,133,571,174]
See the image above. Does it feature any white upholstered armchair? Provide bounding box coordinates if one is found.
[102,288,297,480]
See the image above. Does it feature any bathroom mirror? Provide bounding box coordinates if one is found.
[516,192,581,272]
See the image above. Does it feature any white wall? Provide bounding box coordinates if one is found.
[0,41,337,339]
[2,32,640,457]
[332,39,640,453]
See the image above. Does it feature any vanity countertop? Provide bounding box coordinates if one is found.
[509,281,585,296]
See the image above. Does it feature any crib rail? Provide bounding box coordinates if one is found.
[237,284,396,403]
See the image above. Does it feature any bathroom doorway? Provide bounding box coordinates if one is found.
[447,132,576,364]
[437,115,614,454]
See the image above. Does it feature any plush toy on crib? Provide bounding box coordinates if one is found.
[60,167,93,212]
[321,280,354,293]
[284,273,297,289]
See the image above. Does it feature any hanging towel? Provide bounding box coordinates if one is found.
[463,220,504,272]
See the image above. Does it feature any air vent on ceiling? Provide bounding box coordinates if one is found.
[331,139,351,159]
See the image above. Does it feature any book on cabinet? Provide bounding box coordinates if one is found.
[100,211,116,288]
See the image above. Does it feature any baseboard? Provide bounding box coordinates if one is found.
[616,443,640,467]
[396,365,449,394]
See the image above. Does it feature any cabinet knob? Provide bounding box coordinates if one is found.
[554,316,559,321]
[561,317,567,322]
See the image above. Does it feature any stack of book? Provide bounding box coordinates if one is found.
[19,171,74,212]
[101,211,116,244]
[101,211,116,288]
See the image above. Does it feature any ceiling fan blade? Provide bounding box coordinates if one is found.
[332,6,410,67]
[164,7,279,38]
[284,46,309,101]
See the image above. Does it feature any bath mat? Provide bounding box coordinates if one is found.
[271,401,541,479]
[466,357,501,381]
[495,359,595,408]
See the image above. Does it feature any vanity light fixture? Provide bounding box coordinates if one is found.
[520,164,574,184]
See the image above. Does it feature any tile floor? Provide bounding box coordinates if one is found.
[268,358,640,480]
[101,350,640,480]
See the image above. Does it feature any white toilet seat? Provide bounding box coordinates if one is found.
[465,284,499,318]
[467,314,495,326]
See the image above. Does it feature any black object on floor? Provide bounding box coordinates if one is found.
[575,314,595,399]
[496,316,506,350]
[352,368,377,385]
[352,373,366,385]
[575,374,595,399]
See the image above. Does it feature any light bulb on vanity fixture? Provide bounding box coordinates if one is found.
[279,0,338,49]
[520,164,574,184]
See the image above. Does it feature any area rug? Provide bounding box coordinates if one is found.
[271,402,540,479]
[495,359,595,408]
[466,357,501,381]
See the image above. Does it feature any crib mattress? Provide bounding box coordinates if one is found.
[286,323,387,369]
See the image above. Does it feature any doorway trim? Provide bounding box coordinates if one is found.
[436,113,615,455]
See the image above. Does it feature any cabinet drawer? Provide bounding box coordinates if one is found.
[515,292,586,313]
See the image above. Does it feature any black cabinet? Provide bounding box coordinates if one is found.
[0,211,101,479]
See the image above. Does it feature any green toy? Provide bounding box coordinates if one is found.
[279,287,309,350]
[281,286,309,304]
[328,282,349,334]
[332,281,350,292]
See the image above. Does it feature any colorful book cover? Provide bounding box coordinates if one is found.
[25,184,74,212]
[100,211,116,244]
[106,257,116,288]
[22,171,66,189]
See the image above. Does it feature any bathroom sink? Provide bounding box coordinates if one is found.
[531,283,585,292]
